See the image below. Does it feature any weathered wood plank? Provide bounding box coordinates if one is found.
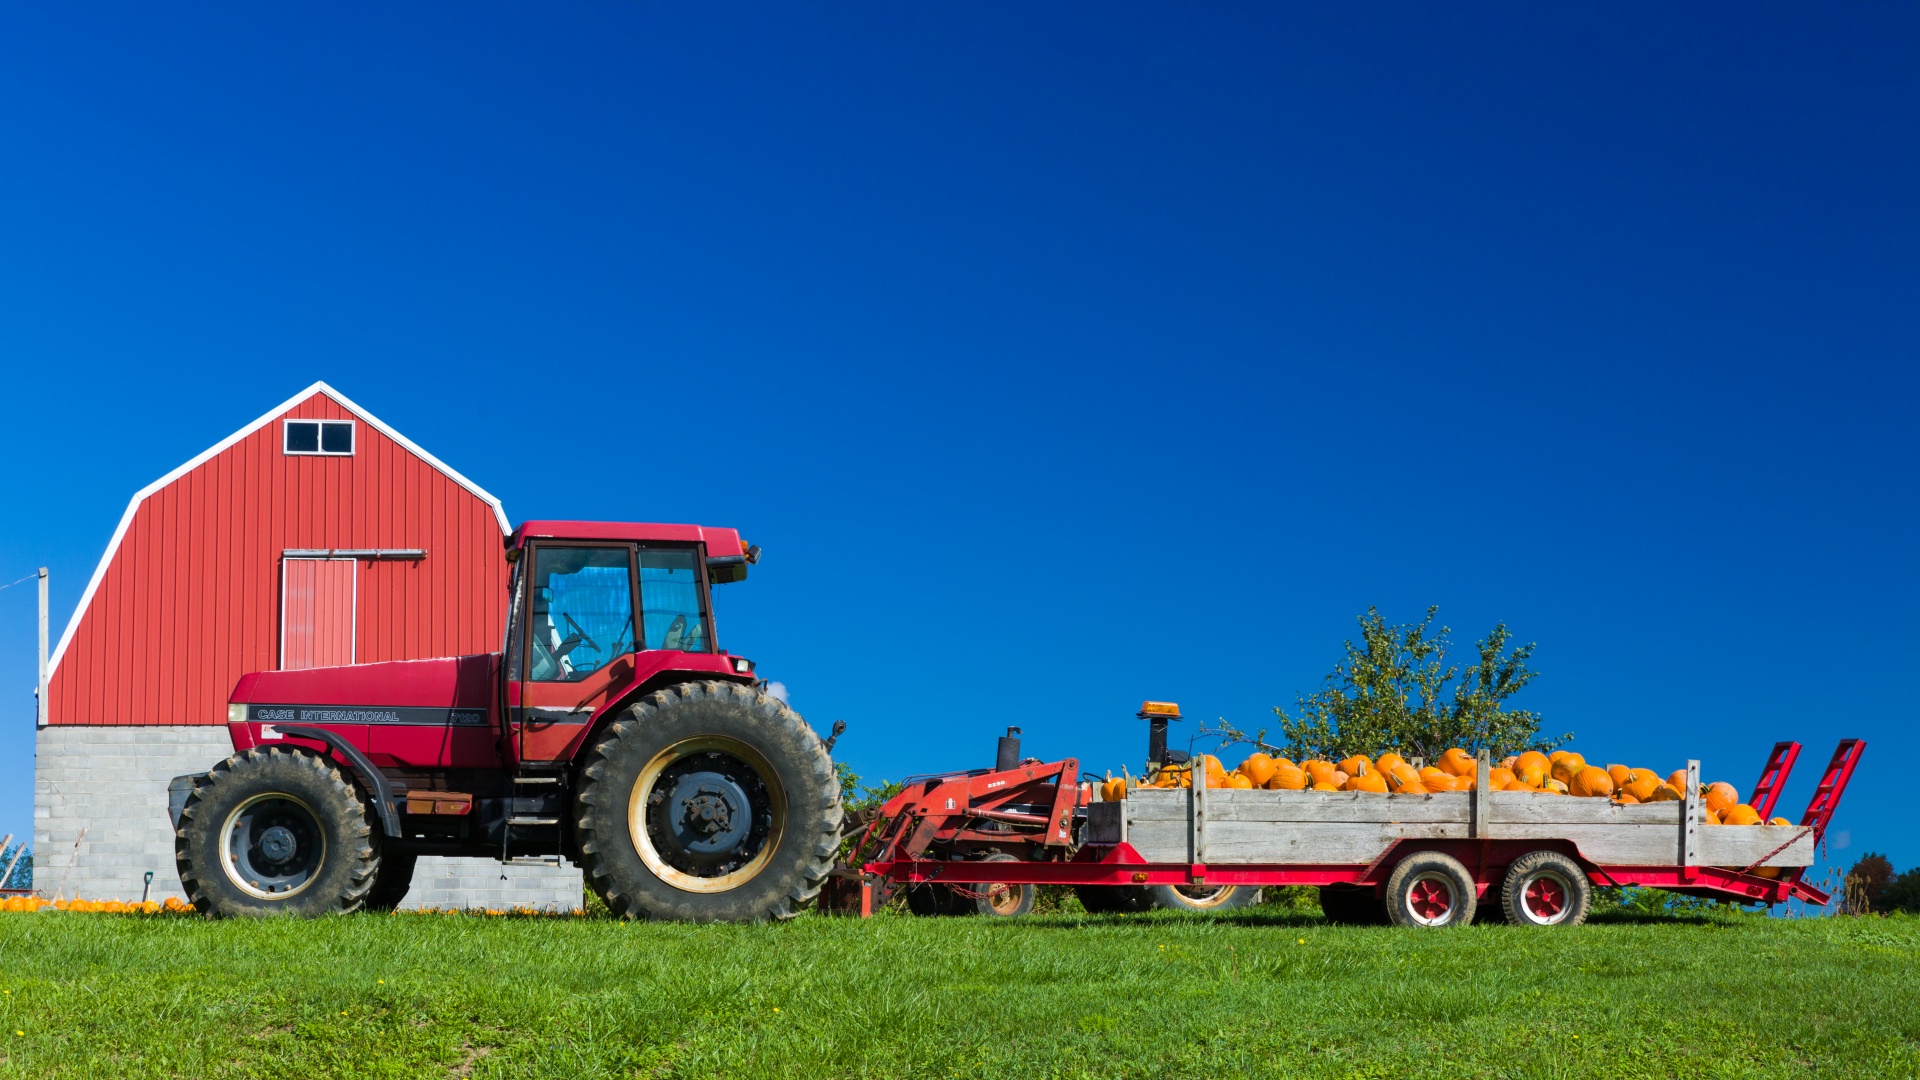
[1085,802,1124,845]
[1488,794,1681,826]
[1127,788,1470,824]
[1201,821,1464,864]
[1697,826,1816,868]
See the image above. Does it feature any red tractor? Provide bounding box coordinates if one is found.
[172,521,844,921]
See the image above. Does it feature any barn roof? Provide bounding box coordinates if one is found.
[49,381,511,675]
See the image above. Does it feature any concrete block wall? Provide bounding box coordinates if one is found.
[34,725,582,911]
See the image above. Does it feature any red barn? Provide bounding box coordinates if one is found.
[34,382,580,908]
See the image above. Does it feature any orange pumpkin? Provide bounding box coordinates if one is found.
[1345,771,1389,793]
[1238,753,1277,787]
[1569,766,1615,798]
[1303,760,1337,786]
[1627,767,1661,787]
[1666,770,1690,794]
[1623,775,1661,802]
[1514,751,1550,775]
[1388,763,1422,790]
[1500,755,1521,771]
[1516,765,1548,789]
[1310,781,1340,792]
[1338,755,1373,778]
[1502,778,1536,792]
[1720,804,1762,826]
[1702,808,1722,825]
[1614,792,1641,805]
[1271,757,1297,771]
[1488,767,1516,788]
[1397,780,1431,795]
[1226,772,1255,790]
[1544,778,1570,794]
[1606,764,1632,788]
[1268,765,1309,791]
[1703,782,1739,817]
[1439,748,1477,776]
[1376,752,1407,775]
[1550,753,1587,785]
[1648,783,1682,802]
[1769,816,1791,827]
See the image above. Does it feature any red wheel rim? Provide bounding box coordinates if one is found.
[1406,873,1454,925]
[1521,871,1571,924]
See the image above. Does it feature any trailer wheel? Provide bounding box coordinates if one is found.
[574,681,843,922]
[174,747,380,917]
[364,851,417,912]
[1149,884,1262,913]
[1074,885,1155,914]
[1499,851,1591,927]
[1384,851,1478,928]
[973,853,1035,917]
[1318,883,1388,925]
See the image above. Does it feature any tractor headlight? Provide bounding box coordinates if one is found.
[732,656,755,674]
[228,703,248,724]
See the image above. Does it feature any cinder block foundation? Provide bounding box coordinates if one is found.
[33,726,582,911]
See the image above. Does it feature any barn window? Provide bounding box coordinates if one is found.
[284,420,355,455]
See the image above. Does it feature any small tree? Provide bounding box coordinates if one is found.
[1843,853,1895,915]
[1274,606,1567,762]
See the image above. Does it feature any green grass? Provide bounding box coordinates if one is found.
[1,906,1916,1079]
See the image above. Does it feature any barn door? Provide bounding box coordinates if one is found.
[281,558,357,670]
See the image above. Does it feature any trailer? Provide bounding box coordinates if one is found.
[837,724,1862,927]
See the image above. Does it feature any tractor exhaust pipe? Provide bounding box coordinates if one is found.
[996,727,1022,772]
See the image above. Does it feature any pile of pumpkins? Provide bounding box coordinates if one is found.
[1118,748,1790,828]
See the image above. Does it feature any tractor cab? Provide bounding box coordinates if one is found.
[502,521,762,764]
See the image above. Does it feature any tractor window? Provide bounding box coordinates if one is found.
[527,547,635,682]
[640,548,710,653]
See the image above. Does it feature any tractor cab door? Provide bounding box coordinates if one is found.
[506,544,639,762]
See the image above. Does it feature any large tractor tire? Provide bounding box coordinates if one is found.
[1149,884,1262,913]
[574,681,842,922]
[174,746,381,917]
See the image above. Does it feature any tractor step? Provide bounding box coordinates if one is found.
[507,816,560,826]
[512,775,562,785]
[505,855,564,867]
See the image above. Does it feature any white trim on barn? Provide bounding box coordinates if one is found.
[48,381,512,677]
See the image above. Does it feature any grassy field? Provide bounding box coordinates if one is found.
[1,904,1915,1079]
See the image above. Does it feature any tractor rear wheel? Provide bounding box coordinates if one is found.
[174,747,381,917]
[574,681,842,922]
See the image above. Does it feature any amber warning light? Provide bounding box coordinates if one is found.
[1137,700,1181,719]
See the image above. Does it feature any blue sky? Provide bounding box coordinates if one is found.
[1,3,1914,882]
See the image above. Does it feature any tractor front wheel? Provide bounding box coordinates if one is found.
[174,747,381,917]
[574,681,843,922]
